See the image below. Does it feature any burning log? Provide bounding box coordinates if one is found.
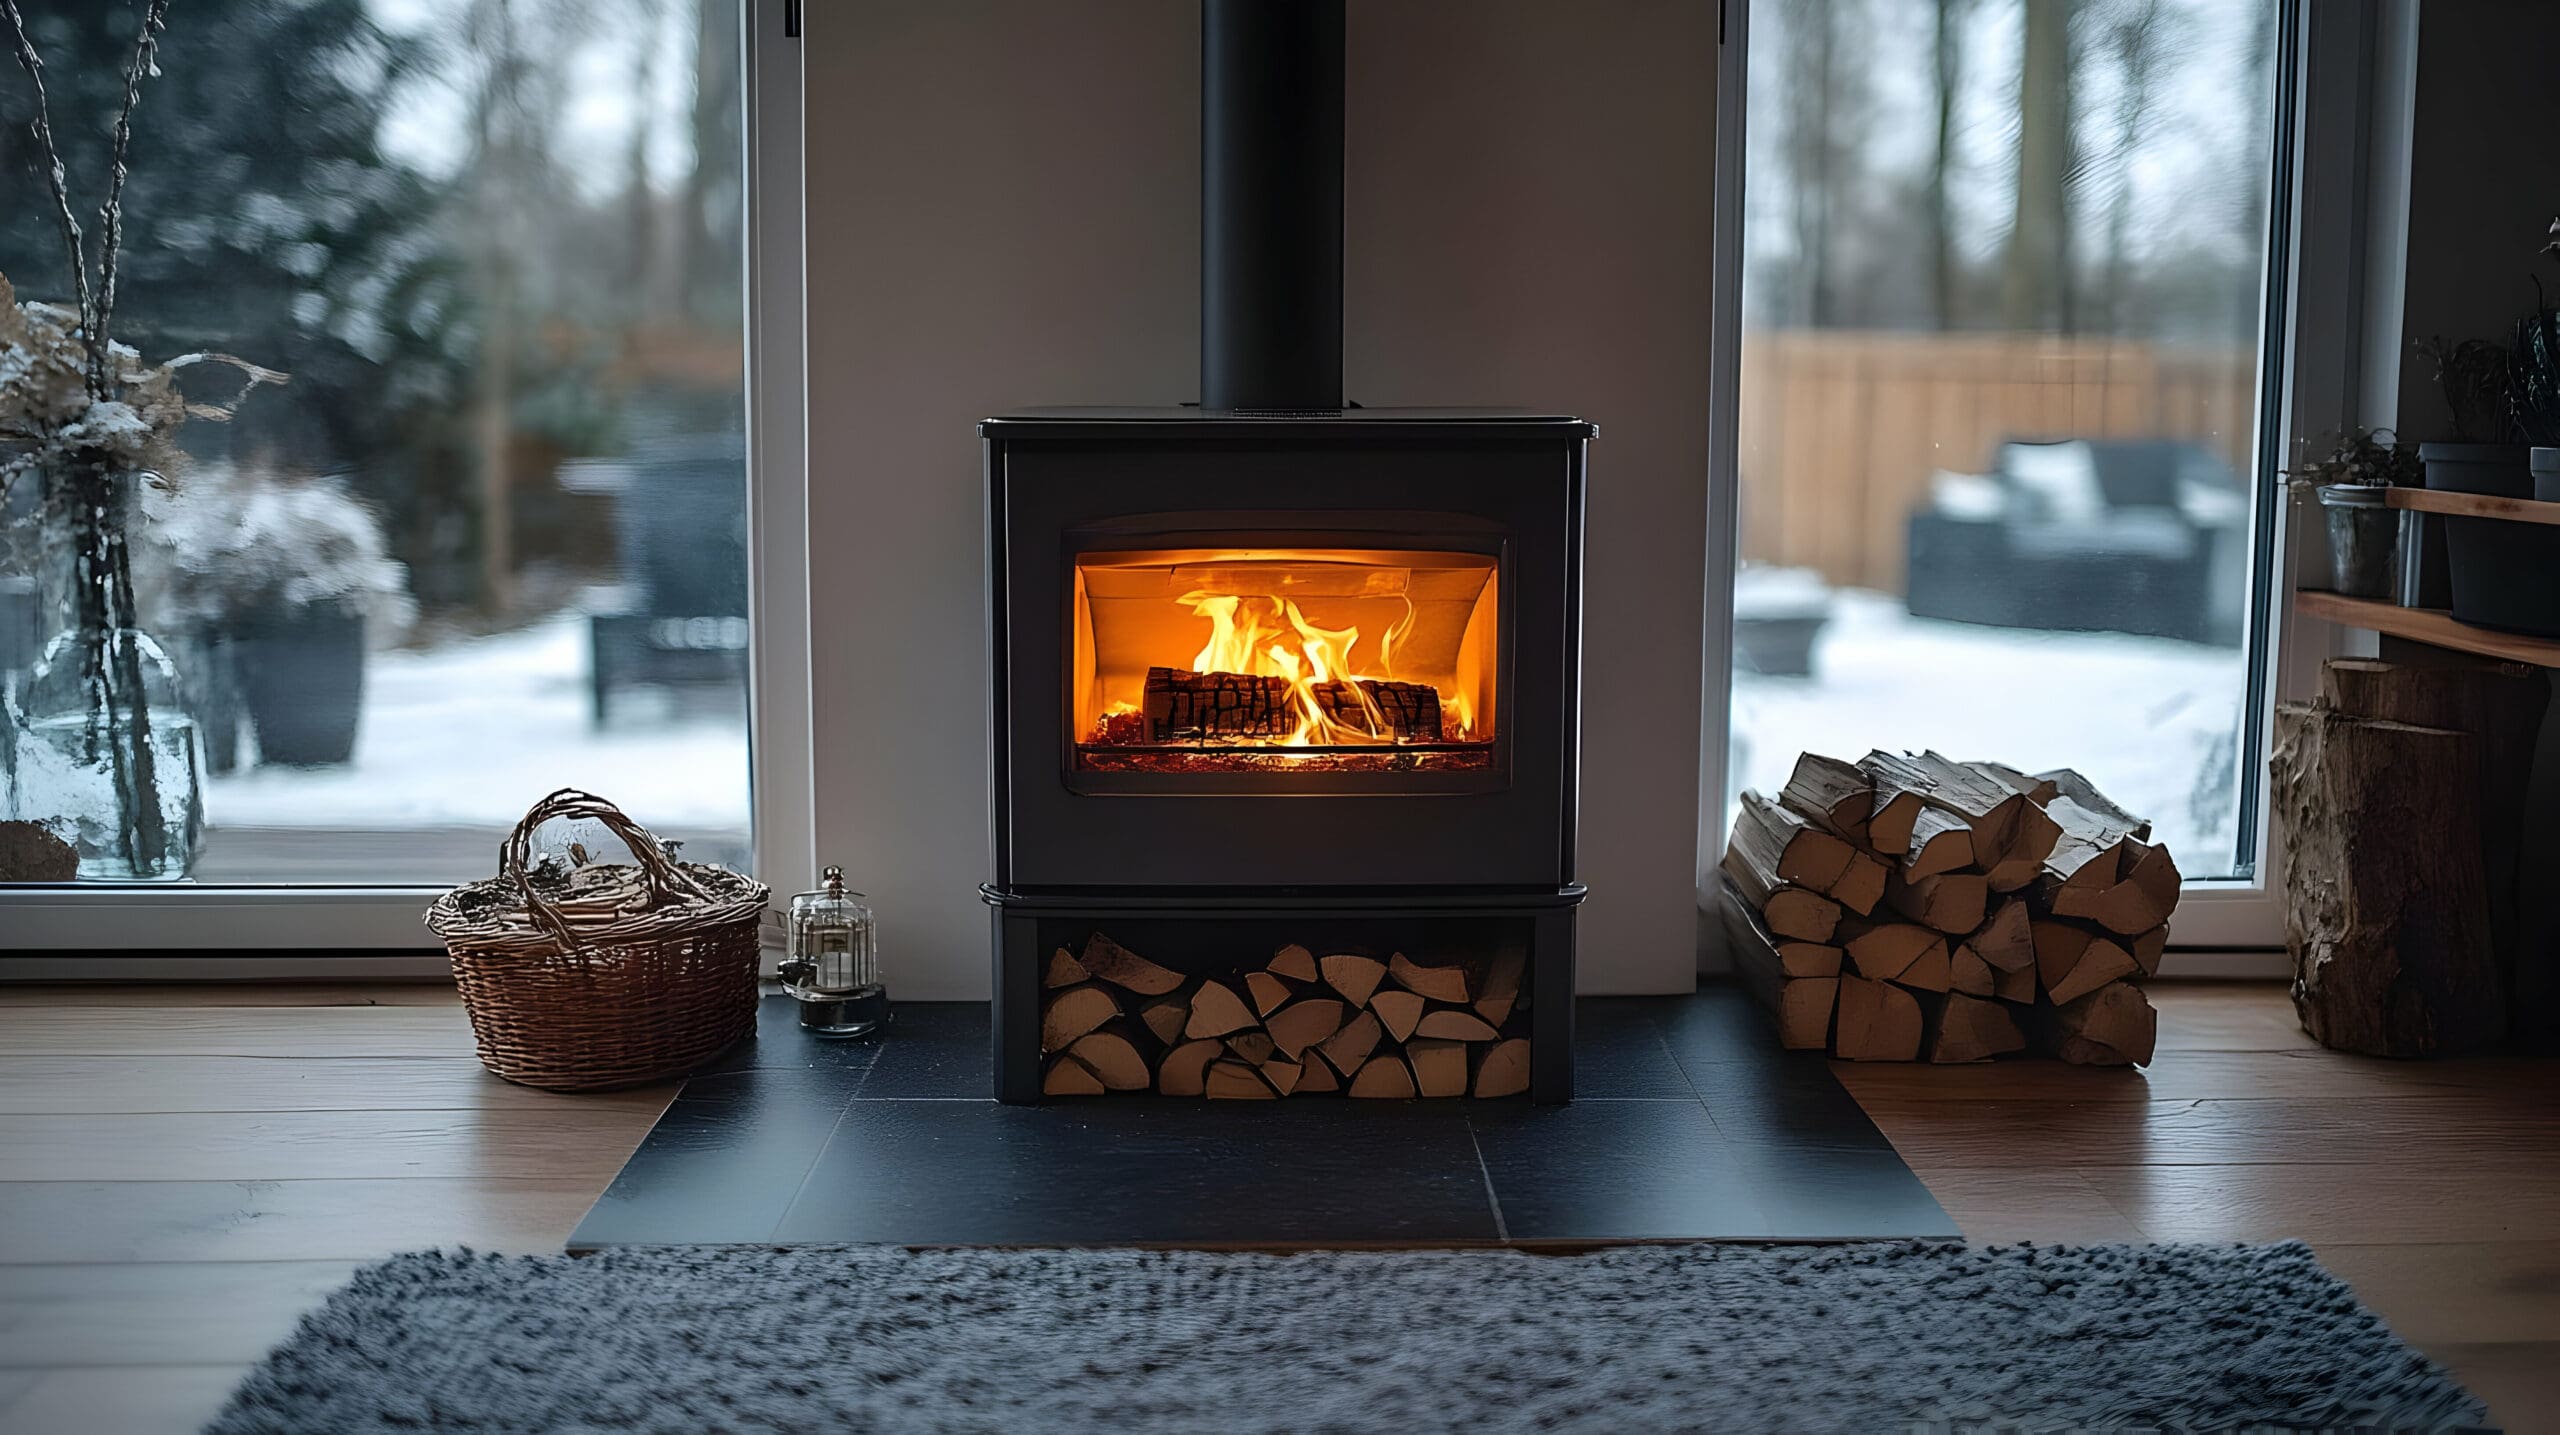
[1137,666,1447,744]
[1723,752,2181,1067]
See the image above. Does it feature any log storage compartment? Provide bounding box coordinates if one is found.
[1023,920,1552,1099]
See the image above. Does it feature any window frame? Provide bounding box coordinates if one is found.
[1697,0,2403,970]
[0,0,811,965]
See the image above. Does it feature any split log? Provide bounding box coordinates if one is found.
[1476,950,1526,1026]
[1321,953,1388,1008]
[2032,921,2137,1005]
[1067,1028,1151,1090]
[1314,677,1443,741]
[1735,791,1883,914]
[1973,760,2060,807]
[1407,1038,1469,1097]
[1081,933,1184,995]
[1416,1009,1501,1042]
[1040,986,1120,1053]
[1972,896,2036,974]
[1862,750,2023,859]
[1949,945,1996,997]
[1719,884,1840,1050]
[1348,1055,1418,1098]
[1904,807,1976,881]
[2273,702,2504,1057]
[1261,1057,1303,1095]
[1833,973,1924,1061]
[1043,949,1091,988]
[2048,839,2181,935]
[1294,1053,1341,1093]
[1720,843,1845,942]
[1245,970,1294,1017]
[2040,982,2158,1066]
[1371,989,1427,1043]
[1265,998,1348,1058]
[1473,1038,1533,1097]
[1043,1054,1105,1096]
[2042,796,2140,897]
[1224,1031,1277,1065]
[1839,919,1943,984]
[1318,1009,1384,1077]
[1781,751,1876,847]
[1991,958,2037,1005]
[1183,980,1258,1040]
[2035,768,2150,839]
[1927,992,2028,1063]
[1138,992,1191,1046]
[1157,1038,1223,1096]
[1388,952,1472,1004]
[1982,801,2063,893]
[2129,924,2168,978]
[1892,942,1953,995]
[1887,871,1988,935]
[1269,944,1320,982]
[1206,1058,1277,1099]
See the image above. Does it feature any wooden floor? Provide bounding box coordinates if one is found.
[1,981,2554,1434]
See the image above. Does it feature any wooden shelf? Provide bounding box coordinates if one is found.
[2386,487,2560,526]
[2294,590,2560,668]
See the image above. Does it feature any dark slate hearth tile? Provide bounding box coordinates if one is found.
[1569,998,1699,1099]
[1720,1142,1961,1240]
[691,994,889,1077]
[1699,1075,1902,1153]
[777,1099,1498,1246]
[1469,1099,1775,1241]
[852,1002,992,1099]
[1652,983,1792,1061]
[570,1066,855,1249]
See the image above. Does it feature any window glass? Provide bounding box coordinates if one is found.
[1726,0,2281,876]
[2,0,751,883]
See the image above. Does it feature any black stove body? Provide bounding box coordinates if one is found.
[979,1,1586,1102]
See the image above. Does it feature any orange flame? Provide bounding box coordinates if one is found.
[1176,590,1397,746]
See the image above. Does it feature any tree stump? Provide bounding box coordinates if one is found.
[2273,701,2504,1056]
[2319,658,2548,1020]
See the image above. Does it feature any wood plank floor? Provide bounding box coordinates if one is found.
[1,981,2554,1434]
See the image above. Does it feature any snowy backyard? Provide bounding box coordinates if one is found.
[197,615,751,884]
[1726,591,2246,875]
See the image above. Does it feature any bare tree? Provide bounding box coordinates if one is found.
[2000,0,2077,332]
[2094,0,2184,333]
[1929,0,1976,328]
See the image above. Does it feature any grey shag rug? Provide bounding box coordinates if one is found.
[208,1242,2482,1434]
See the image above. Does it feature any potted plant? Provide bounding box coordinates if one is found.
[2519,217,2560,500]
[2284,428,2420,600]
[140,466,412,768]
[2414,337,2527,496]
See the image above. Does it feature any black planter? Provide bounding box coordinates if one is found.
[2419,442,2532,497]
[2533,447,2560,503]
[237,605,367,767]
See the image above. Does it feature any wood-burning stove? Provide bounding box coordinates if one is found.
[979,1,1587,1102]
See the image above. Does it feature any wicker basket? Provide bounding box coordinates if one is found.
[426,789,769,1092]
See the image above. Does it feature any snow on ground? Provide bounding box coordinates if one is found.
[206,615,751,832]
[200,594,2244,882]
[1727,590,2246,874]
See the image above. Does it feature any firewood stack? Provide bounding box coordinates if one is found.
[1039,934,1530,1098]
[1719,750,2178,1066]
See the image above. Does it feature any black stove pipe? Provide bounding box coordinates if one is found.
[1201,0,1345,413]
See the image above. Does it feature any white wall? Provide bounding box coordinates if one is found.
[806,1,1715,999]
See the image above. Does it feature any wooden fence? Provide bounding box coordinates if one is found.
[1736,330,2259,596]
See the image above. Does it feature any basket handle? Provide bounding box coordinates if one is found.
[499,788,712,950]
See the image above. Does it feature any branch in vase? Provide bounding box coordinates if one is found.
[0,0,97,370]
[93,0,175,397]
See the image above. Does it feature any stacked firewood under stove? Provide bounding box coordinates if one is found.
[1039,935,1529,1098]
[1720,751,2179,1065]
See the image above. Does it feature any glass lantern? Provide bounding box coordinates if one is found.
[779,866,887,1036]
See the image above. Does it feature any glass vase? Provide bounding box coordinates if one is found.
[5,627,204,881]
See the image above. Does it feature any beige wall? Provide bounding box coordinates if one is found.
[807,1,1714,998]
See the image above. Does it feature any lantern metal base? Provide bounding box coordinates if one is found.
[791,995,890,1039]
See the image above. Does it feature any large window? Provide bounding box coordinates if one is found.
[2,0,753,886]
[1723,0,2286,880]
